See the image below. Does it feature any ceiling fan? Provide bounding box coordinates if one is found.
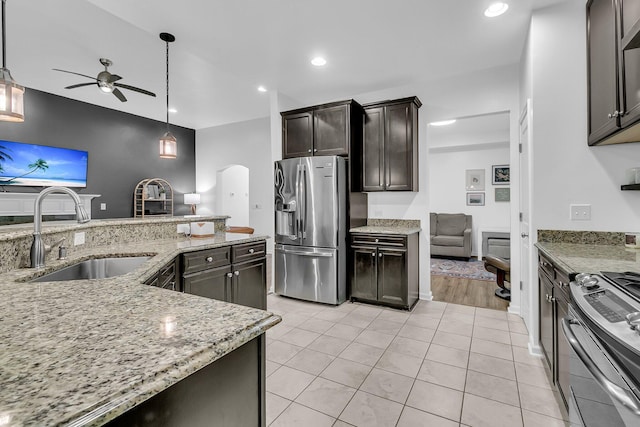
[53,58,156,102]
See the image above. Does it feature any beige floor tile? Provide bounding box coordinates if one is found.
[417,359,467,391]
[320,357,372,388]
[332,421,356,427]
[510,332,530,348]
[339,391,404,427]
[471,337,513,361]
[340,313,374,329]
[441,312,475,325]
[308,335,352,356]
[473,325,512,345]
[397,406,459,427]
[267,366,316,400]
[406,379,463,422]
[425,343,470,369]
[461,393,523,427]
[266,360,282,377]
[508,313,525,323]
[445,304,476,315]
[366,318,404,335]
[397,324,436,343]
[465,370,520,407]
[285,348,336,375]
[279,328,321,347]
[474,315,510,331]
[360,368,415,403]
[467,352,516,381]
[406,313,441,329]
[432,330,472,350]
[279,312,311,328]
[298,317,336,334]
[375,350,423,378]
[377,309,411,323]
[315,310,349,322]
[267,340,304,364]
[512,347,545,368]
[295,377,356,418]
[271,402,335,427]
[412,302,446,316]
[475,307,508,320]
[387,336,430,359]
[351,305,384,319]
[325,323,363,341]
[338,342,385,367]
[267,324,294,340]
[354,330,395,349]
[267,392,291,425]
[509,321,529,334]
[515,362,553,389]
[518,383,565,420]
[437,318,474,337]
[522,409,567,427]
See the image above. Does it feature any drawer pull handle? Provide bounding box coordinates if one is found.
[206,256,213,263]
[375,238,379,243]
[234,271,240,276]
[249,248,255,254]
[371,252,375,256]
[226,272,233,278]
[379,253,383,257]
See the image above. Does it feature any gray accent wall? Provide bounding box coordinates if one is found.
[0,89,195,218]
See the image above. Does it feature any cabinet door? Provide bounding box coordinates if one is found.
[184,265,232,301]
[384,102,417,190]
[620,0,640,127]
[362,107,385,191]
[538,271,555,372]
[377,248,407,307]
[232,258,267,310]
[314,104,350,156]
[283,111,313,158]
[351,246,378,300]
[588,0,621,144]
[555,290,570,409]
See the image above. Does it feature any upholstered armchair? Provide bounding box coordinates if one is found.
[430,213,472,259]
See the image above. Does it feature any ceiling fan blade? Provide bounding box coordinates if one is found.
[52,68,96,81]
[108,74,122,83]
[113,83,156,97]
[112,88,127,102]
[65,82,97,90]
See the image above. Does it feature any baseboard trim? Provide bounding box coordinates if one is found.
[528,342,543,356]
[507,304,521,315]
[419,291,433,301]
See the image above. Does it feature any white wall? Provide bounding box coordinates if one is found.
[429,145,511,256]
[195,117,272,236]
[215,165,249,226]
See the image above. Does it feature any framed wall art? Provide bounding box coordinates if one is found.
[465,169,485,191]
[495,187,510,202]
[466,192,485,206]
[492,165,510,185]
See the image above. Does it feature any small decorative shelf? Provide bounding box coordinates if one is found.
[134,178,173,218]
[621,184,640,191]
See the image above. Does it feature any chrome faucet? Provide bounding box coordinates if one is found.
[30,187,90,268]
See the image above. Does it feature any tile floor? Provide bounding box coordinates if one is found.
[265,295,569,427]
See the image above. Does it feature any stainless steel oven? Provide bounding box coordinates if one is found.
[563,273,640,427]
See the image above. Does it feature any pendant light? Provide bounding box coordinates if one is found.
[159,32,176,159]
[0,0,24,122]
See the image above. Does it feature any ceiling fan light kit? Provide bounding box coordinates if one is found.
[0,0,24,122]
[159,32,177,159]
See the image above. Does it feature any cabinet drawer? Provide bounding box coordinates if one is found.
[351,233,406,248]
[232,241,266,264]
[183,247,231,274]
[538,254,555,280]
[158,260,177,290]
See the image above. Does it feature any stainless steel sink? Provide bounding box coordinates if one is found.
[30,256,152,282]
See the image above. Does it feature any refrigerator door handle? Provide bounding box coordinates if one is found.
[301,164,307,239]
[295,164,303,240]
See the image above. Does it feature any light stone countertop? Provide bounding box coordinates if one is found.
[0,233,280,427]
[350,225,422,235]
[536,241,640,274]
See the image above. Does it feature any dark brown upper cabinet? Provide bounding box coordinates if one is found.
[588,0,640,145]
[361,97,421,191]
[281,99,362,159]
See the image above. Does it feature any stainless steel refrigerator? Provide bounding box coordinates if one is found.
[274,156,347,305]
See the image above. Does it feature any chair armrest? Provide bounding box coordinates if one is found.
[463,228,472,253]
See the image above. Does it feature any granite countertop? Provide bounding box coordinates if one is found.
[536,241,640,274]
[350,225,421,235]
[0,233,280,427]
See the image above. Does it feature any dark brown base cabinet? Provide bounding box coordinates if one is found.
[182,241,267,310]
[537,252,572,410]
[350,233,419,310]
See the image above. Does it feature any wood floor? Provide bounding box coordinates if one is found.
[431,274,509,311]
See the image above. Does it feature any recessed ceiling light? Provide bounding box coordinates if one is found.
[257,86,267,92]
[168,107,177,113]
[429,119,456,126]
[484,2,509,17]
[311,57,327,67]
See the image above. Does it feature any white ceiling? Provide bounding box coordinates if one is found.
[7,0,564,130]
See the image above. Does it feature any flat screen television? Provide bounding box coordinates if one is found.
[0,140,88,188]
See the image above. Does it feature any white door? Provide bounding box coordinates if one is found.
[216,165,250,226]
[519,100,534,338]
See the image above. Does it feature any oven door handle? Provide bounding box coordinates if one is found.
[562,317,640,415]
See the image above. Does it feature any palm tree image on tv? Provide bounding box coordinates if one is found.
[0,140,88,188]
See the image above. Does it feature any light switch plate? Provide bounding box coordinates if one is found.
[570,204,591,221]
[74,231,86,246]
[100,203,107,211]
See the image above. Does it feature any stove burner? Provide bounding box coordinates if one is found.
[602,271,640,300]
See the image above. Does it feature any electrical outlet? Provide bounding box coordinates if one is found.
[74,231,85,246]
[100,203,107,211]
[570,204,591,221]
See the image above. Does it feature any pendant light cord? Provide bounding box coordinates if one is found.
[165,39,169,132]
[2,0,6,69]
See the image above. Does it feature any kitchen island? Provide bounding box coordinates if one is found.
[0,225,279,427]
